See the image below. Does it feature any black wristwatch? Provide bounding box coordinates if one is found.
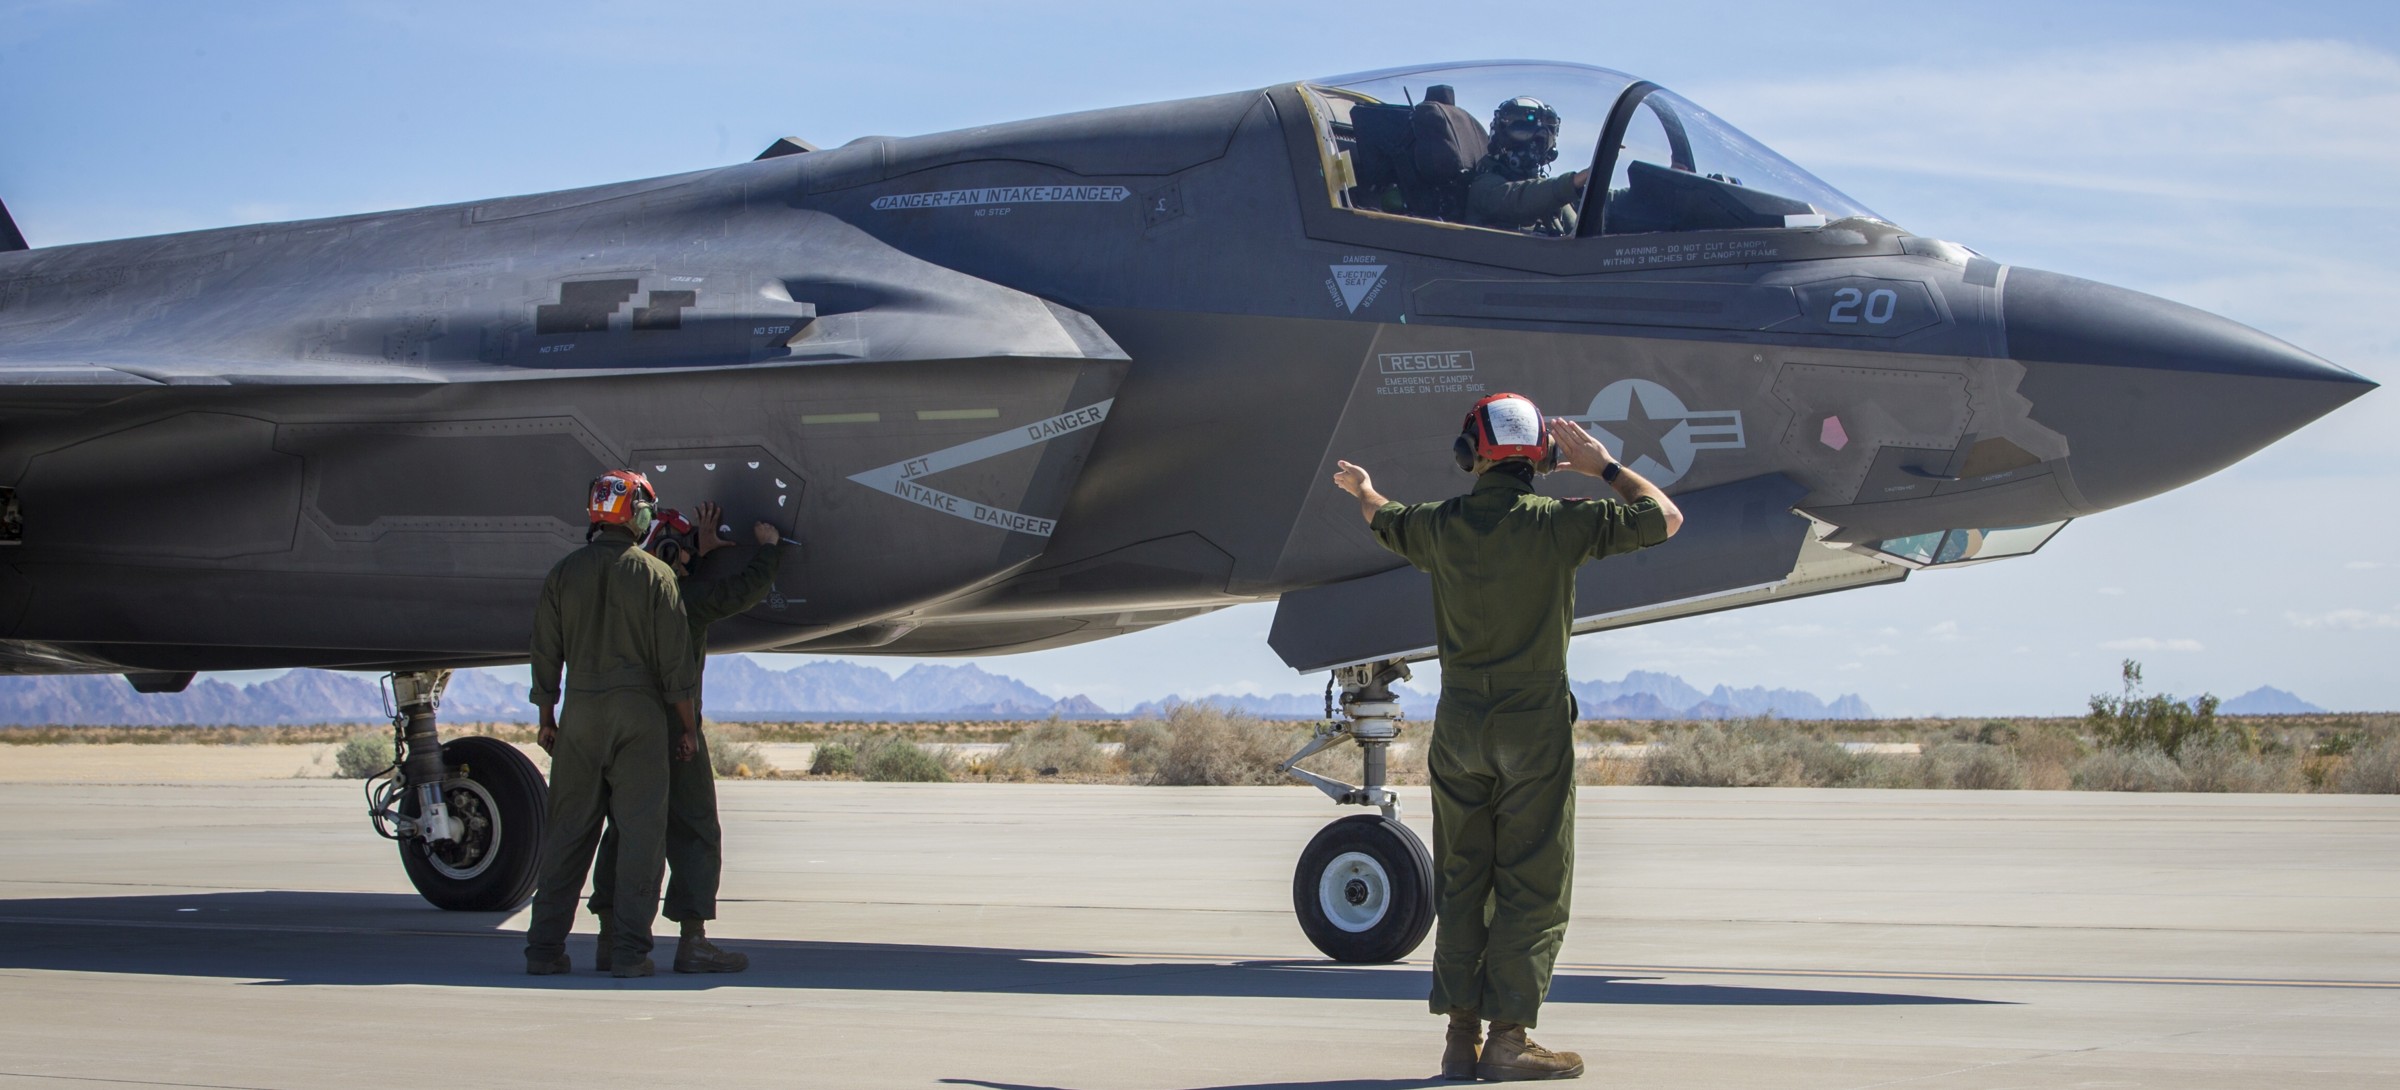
[1601,461,1623,483]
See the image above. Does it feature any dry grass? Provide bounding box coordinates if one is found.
[2333,736,2400,794]
[8,711,2395,794]
[708,736,771,779]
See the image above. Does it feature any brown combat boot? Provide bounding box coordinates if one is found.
[525,950,571,976]
[1441,1013,1482,1080]
[1475,1023,1584,1082]
[673,922,749,974]
[593,912,612,974]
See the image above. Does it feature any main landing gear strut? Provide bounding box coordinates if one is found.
[1280,658,1436,963]
[365,670,547,911]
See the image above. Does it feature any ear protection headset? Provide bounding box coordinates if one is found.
[642,507,698,566]
[1452,392,1560,473]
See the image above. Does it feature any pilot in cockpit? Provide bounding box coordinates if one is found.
[1467,97,1590,237]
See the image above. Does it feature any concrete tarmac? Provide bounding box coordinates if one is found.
[0,780,2393,1088]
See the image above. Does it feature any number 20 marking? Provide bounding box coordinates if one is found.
[1828,287,1898,324]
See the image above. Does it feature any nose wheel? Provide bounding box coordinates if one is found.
[1294,813,1434,963]
[1282,659,1435,963]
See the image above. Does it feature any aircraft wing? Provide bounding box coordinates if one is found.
[0,198,1124,392]
[1267,474,1907,672]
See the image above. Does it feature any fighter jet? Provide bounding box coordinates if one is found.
[0,61,2370,961]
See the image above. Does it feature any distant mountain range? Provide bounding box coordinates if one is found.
[0,658,1886,726]
[1137,669,1873,721]
[2219,686,2327,715]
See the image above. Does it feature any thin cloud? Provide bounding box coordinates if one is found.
[1704,39,2400,210]
[2285,609,2400,630]
[2348,561,2387,571]
[2099,637,2206,652]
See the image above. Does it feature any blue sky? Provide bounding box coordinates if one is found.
[5,1,2395,714]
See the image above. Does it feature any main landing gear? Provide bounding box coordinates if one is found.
[365,670,547,911]
[1279,659,1436,963]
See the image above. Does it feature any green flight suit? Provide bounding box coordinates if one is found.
[1371,469,1669,1027]
[523,525,699,968]
[590,546,785,925]
[1467,169,1582,236]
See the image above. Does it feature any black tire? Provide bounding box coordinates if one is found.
[399,735,547,912]
[1292,813,1436,963]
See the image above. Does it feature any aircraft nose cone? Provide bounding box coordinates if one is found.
[2004,268,2375,512]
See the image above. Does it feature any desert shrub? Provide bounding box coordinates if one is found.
[2006,723,2085,791]
[808,737,859,776]
[807,731,953,782]
[2335,737,2400,794]
[333,731,394,779]
[1125,703,1292,786]
[2087,660,2226,758]
[1642,719,1869,787]
[1928,742,2025,790]
[1120,720,1171,772]
[858,735,952,783]
[2175,735,2300,793]
[996,720,1111,778]
[2071,746,2185,791]
[710,738,769,779]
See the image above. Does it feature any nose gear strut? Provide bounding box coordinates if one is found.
[1279,658,1410,818]
[1283,658,1436,963]
[366,671,457,845]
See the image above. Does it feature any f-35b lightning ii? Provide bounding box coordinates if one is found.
[0,61,2370,961]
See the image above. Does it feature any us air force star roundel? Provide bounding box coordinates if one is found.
[1563,379,1744,487]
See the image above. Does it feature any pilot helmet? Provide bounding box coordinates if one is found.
[1490,97,1562,161]
[587,469,659,538]
[1453,392,1560,473]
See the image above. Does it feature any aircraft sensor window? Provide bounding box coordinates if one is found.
[1591,88,1884,236]
[1868,521,2066,568]
[1303,62,1635,238]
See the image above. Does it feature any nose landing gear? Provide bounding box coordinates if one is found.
[365,670,547,912]
[1281,659,1436,963]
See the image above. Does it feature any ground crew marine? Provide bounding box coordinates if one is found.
[590,502,786,974]
[1332,392,1683,1080]
[522,470,700,979]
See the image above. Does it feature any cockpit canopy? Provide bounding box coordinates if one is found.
[1303,61,1884,238]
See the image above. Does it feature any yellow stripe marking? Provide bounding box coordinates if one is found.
[800,412,879,425]
[916,408,1001,421]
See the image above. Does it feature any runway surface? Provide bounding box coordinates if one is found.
[0,780,2393,1089]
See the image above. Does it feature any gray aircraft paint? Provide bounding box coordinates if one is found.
[0,63,2372,682]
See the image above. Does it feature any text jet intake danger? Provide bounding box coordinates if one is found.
[871,186,1133,211]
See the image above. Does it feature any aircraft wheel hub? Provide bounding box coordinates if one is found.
[422,779,500,881]
[1319,851,1391,933]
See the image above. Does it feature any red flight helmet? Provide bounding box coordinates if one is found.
[586,469,658,537]
[1453,392,1559,472]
